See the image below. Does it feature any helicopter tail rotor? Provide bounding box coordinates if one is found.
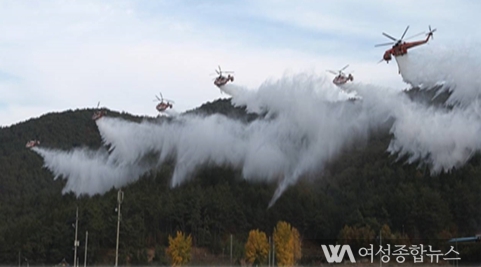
[427,25,436,40]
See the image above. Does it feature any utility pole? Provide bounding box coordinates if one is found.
[84,231,88,267]
[379,229,382,267]
[73,207,79,267]
[268,237,271,267]
[115,189,124,267]
[455,241,458,267]
[272,242,275,266]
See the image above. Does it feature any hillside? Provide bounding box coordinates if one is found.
[0,98,480,265]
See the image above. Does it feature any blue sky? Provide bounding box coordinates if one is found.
[1,0,480,126]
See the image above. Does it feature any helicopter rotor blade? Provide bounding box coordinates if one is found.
[341,64,349,71]
[326,70,337,75]
[375,42,395,47]
[405,31,425,40]
[400,25,410,40]
[382,32,398,41]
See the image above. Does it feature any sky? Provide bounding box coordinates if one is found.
[1,0,480,127]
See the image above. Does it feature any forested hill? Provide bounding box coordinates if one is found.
[0,99,481,265]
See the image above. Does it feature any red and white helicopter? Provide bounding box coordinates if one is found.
[213,65,234,87]
[92,102,106,121]
[154,92,174,112]
[327,64,354,85]
[376,25,436,63]
[26,139,40,148]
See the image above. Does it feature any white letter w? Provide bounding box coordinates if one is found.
[321,245,356,263]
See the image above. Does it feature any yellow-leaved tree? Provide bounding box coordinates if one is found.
[166,231,192,267]
[245,229,269,265]
[274,221,302,266]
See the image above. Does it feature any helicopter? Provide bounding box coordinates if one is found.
[92,102,106,121]
[213,65,234,87]
[154,92,174,112]
[327,64,354,85]
[26,139,40,148]
[375,25,436,63]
